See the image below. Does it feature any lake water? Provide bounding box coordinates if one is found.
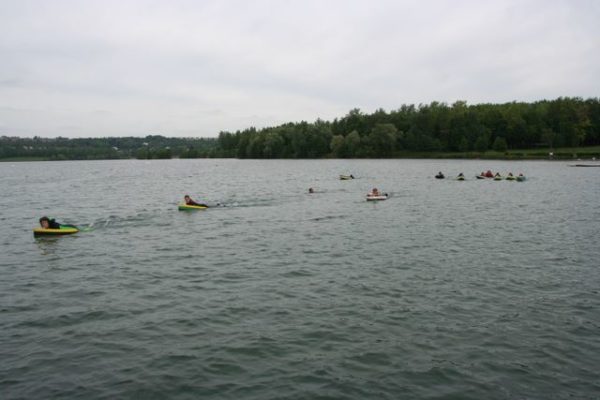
[1,159,599,399]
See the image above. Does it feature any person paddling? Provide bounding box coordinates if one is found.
[39,216,77,230]
[367,188,388,198]
[184,195,208,208]
[39,216,60,229]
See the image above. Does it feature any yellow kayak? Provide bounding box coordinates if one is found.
[178,203,208,211]
[33,226,79,236]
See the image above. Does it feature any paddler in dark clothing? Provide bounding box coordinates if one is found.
[39,216,60,229]
[184,195,208,208]
[39,216,77,229]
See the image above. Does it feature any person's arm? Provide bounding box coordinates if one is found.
[191,200,209,207]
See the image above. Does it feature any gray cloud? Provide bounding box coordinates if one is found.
[0,0,598,137]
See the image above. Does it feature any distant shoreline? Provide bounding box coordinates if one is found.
[1,148,599,163]
[3,98,600,161]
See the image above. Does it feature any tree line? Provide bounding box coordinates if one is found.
[0,135,217,160]
[1,97,599,161]
[217,97,600,158]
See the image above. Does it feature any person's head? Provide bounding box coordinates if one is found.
[308,188,314,193]
[372,188,378,192]
[39,216,50,228]
[184,195,191,202]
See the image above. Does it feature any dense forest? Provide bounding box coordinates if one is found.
[217,97,600,158]
[1,97,599,161]
[0,135,217,160]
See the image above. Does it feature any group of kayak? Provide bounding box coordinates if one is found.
[435,170,527,181]
[337,174,389,201]
[34,166,532,236]
[34,194,211,236]
[48,168,508,236]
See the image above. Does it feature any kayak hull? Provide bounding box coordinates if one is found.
[178,204,208,211]
[33,227,79,236]
[367,195,388,201]
[516,176,527,182]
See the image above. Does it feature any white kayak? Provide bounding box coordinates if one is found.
[366,194,388,201]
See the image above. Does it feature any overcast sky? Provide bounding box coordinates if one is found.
[0,0,598,138]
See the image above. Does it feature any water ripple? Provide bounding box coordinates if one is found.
[1,159,599,399]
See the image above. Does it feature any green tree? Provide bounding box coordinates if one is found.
[155,148,172,159]
[474,133,490,152]
[344,131,361,157]
[368,123,397,156]
[246,134,266,158]
[458,136,469,152]
[305,121,332,157]
[492,136,508,152]
[541,128,556,149]
[330,135,345,157]
[341,108,366,135]
[181,148,199,158]
[136,147,151,159]
[263,132,284,158]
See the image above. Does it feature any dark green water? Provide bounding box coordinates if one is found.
[1,159,599,399]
